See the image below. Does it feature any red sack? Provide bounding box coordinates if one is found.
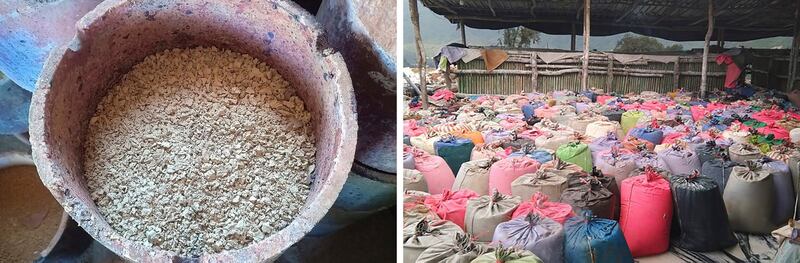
[706,102,727,112]
[662,132,688,145]
[404,119,428,137]
[414,151,456,195]
[424,189,479,229]
[489,156,540,195]
[619,167,673,257]
[757,123,790,140]
[640,101,667,112]
[597,95,614,105]
[752,108,786,125]
[512,192,575,224]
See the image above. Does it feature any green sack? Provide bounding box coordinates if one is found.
[471,248,543,263]
[556,142,592,172]
[743,120,767,129]
[620,111,644,136]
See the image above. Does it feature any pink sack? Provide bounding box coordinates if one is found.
[690,105,706,121]
[757,123,790,140]
[619,167,673,257]
[424,189,479,229]
[404,119,428,137]
[534,107,558,119]
[489,157,540,194]
[500,118,526,131]
[414,151,456,195]
[431,88,455,101]
[512,192,575,224]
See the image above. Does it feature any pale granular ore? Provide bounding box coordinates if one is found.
[0,165,64,262]
[84,47,316,256]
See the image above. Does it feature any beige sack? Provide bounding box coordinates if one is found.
[405,169,429,192]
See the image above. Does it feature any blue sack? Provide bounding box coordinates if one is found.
[522,102,545,120]
[434,136,475,175]
[564,211,634,263]
[581,90,597,102]
[628,127,664,145]
[522,104,536,120]
[510,147,553,164]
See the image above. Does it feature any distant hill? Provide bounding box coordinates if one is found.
[403,0,791,67]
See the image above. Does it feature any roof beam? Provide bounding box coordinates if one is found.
[690,0,734,26]
[616,0,643,23]
[450,15,789,33]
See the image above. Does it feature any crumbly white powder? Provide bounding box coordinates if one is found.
[84,47,315,256]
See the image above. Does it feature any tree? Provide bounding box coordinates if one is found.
[614,34,684,52]
[497,27,540,48]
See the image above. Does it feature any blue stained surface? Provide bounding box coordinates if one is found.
[0,78,32,134]
[0,29,54,92]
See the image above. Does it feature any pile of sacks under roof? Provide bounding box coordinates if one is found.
[402,89,800,263]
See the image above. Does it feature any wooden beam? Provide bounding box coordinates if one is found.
[700,0,714,99]
[531,52,539,91]
[460,20,467,45]
[789,2,800,91]
[409,0,428,109]
[582,0,591,91]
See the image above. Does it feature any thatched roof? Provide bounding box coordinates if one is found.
[420,0,797,41]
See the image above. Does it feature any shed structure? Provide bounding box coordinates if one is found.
[408,0,800,101]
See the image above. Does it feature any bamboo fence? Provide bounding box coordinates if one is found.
[455,49,728,95]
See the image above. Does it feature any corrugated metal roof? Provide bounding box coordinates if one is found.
[420,0,796,41]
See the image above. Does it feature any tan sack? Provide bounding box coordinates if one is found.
[511,169,568,202]
[464,191,521,242]
[403,219,463,263]
[723,162,775,234]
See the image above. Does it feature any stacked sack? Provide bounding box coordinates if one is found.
[404,88,800,260]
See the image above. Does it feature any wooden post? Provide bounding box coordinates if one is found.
[700,0,713,99]
[716,28,725,48]
[444,62,453,91]
[409,0,428,109]
[531,52,539,91]
[606,54,613,91]
[767,57,773,89]
[460,20,467,45]
[581,0,591,91]
[788,4,800,91]
[571,23,577,51]
[673,57,681,90]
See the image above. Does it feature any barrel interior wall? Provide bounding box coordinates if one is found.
[33,0,356,260]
